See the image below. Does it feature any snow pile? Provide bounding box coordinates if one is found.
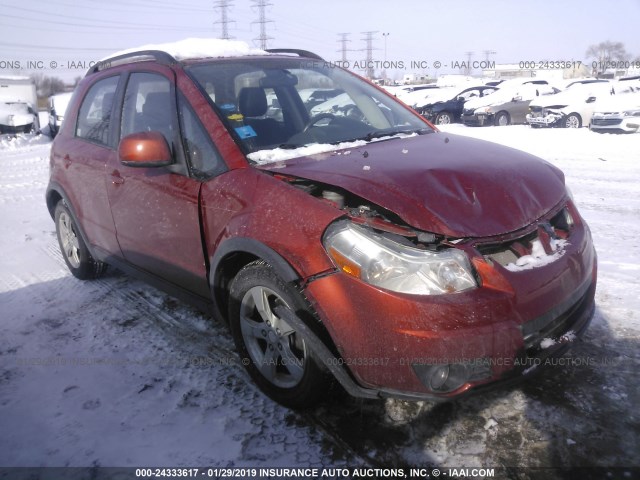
[248,133,418,165]
[505,238,568,272]
[104,38,267,62]
[248,140,368,164]
[540,331,577,349]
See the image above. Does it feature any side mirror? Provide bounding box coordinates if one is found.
[512,95,522,102]
[586,96,596,103]
[118,131,173,168]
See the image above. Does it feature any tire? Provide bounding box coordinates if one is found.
[435,111,453,125]
[228,261,331,408]
[564,113,581,128]
[495,111,510,126]
[54,202,107,280]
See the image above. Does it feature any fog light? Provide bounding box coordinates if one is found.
[413,363,471,393]
[430,365,450,390]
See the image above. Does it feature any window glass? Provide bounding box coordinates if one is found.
[75,75,119,146]
[121,73,173,149]
[178,96,226,178]
[187,58,430,155]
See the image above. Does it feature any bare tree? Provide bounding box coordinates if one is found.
[586,41,629,74]
[30,74,66,98]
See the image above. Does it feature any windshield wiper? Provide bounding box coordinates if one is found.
[277,143,301,149]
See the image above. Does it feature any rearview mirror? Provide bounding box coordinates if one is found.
[118,131,173,168]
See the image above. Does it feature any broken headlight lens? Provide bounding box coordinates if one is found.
[323,221,477,295]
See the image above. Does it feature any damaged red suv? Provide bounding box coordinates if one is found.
[46,39,596,408]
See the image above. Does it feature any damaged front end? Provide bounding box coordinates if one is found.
[526,105,566,127]
[267,170,596,400]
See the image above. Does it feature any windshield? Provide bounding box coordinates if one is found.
[186,58,431,160]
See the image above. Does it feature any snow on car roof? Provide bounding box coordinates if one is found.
[104,38,268,62]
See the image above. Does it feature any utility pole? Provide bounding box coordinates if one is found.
[337,33,353,63]
[361,31,379,79]
[251,0,274,50]
[483,49,496,62]
[213,0,234,39]
[464,51,474,75]
[382,32,390,84]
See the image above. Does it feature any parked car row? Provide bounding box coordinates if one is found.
[401,75,639,133]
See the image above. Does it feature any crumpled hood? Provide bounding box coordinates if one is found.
[260,133,566,238]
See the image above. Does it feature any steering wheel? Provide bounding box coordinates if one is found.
[303,113,337,133]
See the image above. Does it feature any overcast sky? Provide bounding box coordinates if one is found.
[1,0,639,82]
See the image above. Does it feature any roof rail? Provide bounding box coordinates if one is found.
[85,50,178,76]
[266,49,324,61]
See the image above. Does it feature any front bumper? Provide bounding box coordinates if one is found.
[526,111,563,127]
[461,112,494,126]
[304,209,597,401]
[590,114,640,133]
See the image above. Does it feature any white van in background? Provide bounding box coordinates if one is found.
[0,76,39,134]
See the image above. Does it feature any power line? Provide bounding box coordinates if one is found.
[251,0,274,50]
[213,0,235,40]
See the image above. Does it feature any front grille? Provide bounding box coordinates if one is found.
[592,118,622,126]
[477,206,572,268]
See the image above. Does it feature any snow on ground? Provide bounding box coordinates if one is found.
[0,125,639,475]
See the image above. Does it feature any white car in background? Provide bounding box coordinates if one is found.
[590,90,640,134]
[526,82,614,128]
[48,92,74,138]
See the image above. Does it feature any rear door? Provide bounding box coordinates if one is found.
[52,74,121,255]
[106,67,210,297]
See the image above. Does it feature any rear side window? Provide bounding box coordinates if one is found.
[75,76,119,147]
[120,73,174,149]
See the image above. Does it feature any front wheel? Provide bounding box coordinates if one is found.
[435,111,453,125]
[54,202,107,279]
[564,113,582,128]
[495,111,510,126]
[228,261,330,408]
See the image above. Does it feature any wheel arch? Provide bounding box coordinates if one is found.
[46,182,97,260]
[209,238,301,323]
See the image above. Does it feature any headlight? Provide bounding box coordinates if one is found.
[622,109,640,117]
[323,221,477,295]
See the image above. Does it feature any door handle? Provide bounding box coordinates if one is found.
[110,170,124,185]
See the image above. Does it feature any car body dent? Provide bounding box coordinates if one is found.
[260,133,566,238]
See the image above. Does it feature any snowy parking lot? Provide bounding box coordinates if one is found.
[0,124,638,477]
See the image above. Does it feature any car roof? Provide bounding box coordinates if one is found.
[88,39,323,77]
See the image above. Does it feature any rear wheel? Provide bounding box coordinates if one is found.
[229,261,330,408]
[495,111,510,126]
[564,113,581,128]
[54,202,107,279]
